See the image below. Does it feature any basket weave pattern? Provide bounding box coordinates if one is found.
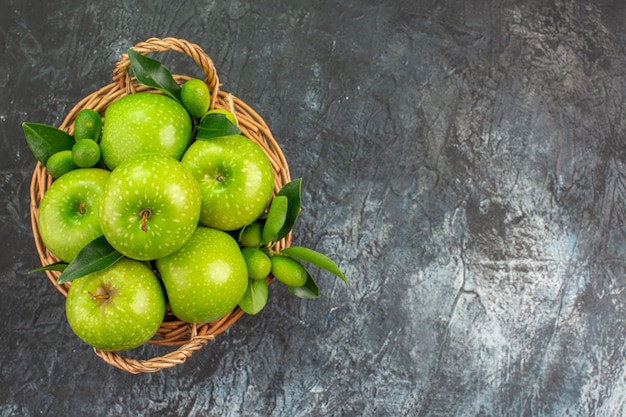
[28,37,291,374]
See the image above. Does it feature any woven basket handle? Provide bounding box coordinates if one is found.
[113,37,220,109]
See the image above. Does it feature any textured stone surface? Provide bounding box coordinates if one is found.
[2,0,626,415]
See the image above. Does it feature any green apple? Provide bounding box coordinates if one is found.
[181,135,274,231]
[156,227,249,323]
[99,153,201,261]
[65,257,166,351]
[100,92,192,170]
[38,168,110,263]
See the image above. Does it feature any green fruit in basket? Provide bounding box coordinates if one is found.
[203,108,238,127]
[46,150,78,178]
[181,135,274,231]
[73,108,102,142]
[100,92,192,170]
[180,78,211,119]
[38,168,110,262]
[46,150,78,179]
[241,247,272,280]
[65,257,166,352]
[72,139,101,168]
[270,255,308,287]
[239,221,263,247]
[156,227,249,324]
[99,154,201,261]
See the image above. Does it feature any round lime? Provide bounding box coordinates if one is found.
[181,78,211,119]
[72,139,101,168]
[241,247,272,280]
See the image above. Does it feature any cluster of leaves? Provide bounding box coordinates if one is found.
[29,48,347,309]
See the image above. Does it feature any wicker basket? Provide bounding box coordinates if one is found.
[28,37,291,374]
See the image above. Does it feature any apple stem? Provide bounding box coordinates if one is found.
[78,202,87,215]
[140,209,151,232]
[88,290,110,301]
[215,173,225,183]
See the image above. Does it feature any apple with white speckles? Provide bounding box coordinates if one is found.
[37,168,110,263]
[99,92,193,170]
[99,153,201,261]
[156,226,249,323]
[65,257,166,351]
[181,135,274,231]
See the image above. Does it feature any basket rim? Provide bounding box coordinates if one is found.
[28,37,291,374]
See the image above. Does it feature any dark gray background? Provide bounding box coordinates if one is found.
[2,0,626,416]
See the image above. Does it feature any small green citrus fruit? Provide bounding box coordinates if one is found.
[270,255,308,287]
[241,247,272,280]
[73,108,102,142]
[181,78,211,119]
[72,139,101,168]
[46,150,78,178]
[239,221,263,247]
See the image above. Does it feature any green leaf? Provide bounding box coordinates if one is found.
[280,246,348,285]
[127,48,181,102]
[28,261,68,274]
[22,122,75,165]
[275,178,302,242]
[57,235,124,284]
[262,195,288,245]
[287,271,319,299]
[196,113,241,140]
[238,278,269,315]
